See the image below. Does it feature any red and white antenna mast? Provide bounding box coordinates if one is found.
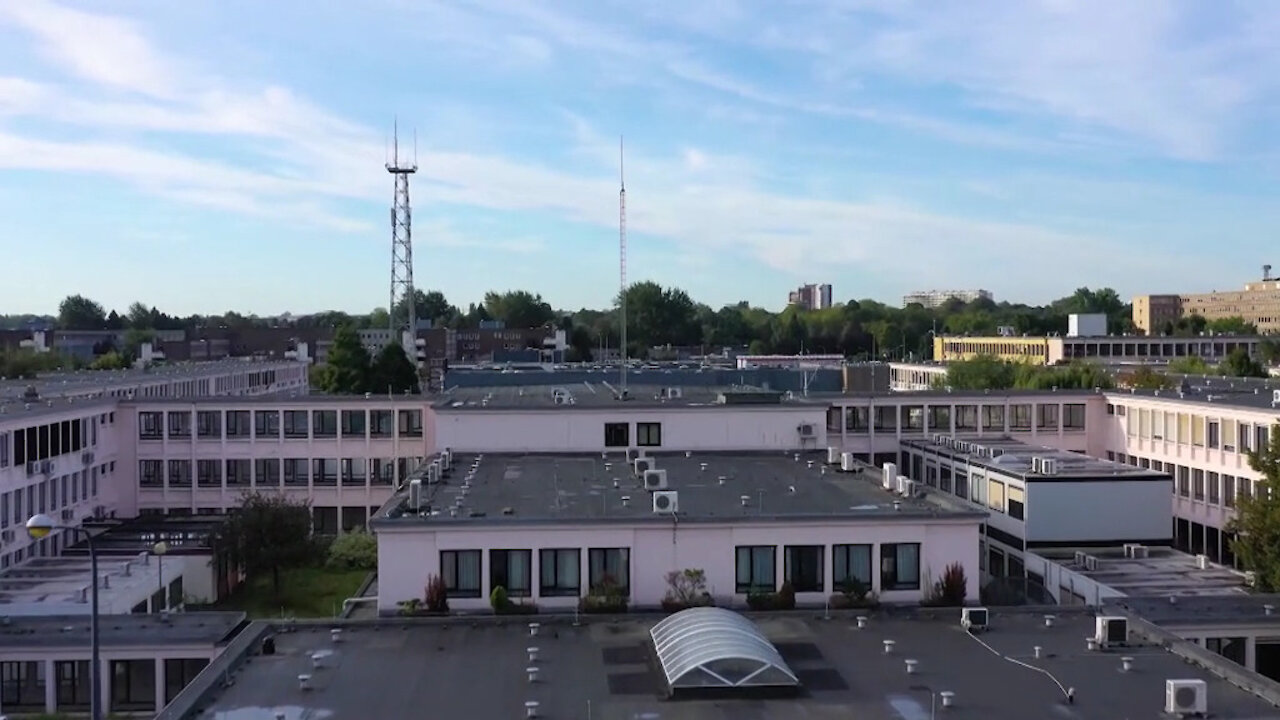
[618,136,629,398]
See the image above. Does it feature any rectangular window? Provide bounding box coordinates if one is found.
[588,548,630,596]
[139,460,162,487]
[900,406,923,432]
[166,412,191,439]
[167,460,191,486]
[225,459,250,486]
[398,410,423,437]
[312,410,338,438]
[539,548,581,597]
[1208,472,1220,504]
[225,411,251,439]
[440,550,482,598]
[1036,404,1059,430]
[196,460,221,487]
[1007,486,1026,521]
[254,411,279,440]
[928,405,950,432]
[1063,404,1086,430]
[604,422,629,448]
[341,410,366,438]
[489,549,533,597]
[1009,405,1032,430]
[954,405,978,431]
[636,422,661,447]
[872,405,896,431]
[981,405,1005,431]
[880,543,921,591]
[283,411,309,439]
[1223,475,1236,507]
[784,545,823,593]
[370,410,394,437]
[255,458,280,488]
[1207,421,1220,450]
[138,412,163,440]
[735,545,776,594]
[832,544,872,593]
[845,406,870,433]
[196,411,221,439]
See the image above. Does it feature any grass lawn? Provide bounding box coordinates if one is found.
[214,566,370,619]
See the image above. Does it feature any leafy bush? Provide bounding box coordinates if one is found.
[580,575,629,614]
[746,583,796,611]
[927,563,968,606]
[425,574,449,613]
[490,585,509,611]
[661,568,713,612]
[325,530,376,570]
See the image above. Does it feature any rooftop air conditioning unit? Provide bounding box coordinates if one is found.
[626,448,642,462]
[1030,457,1043,473]
[442,448,452,469]
[961,607,989,632]
[41,460,53,474]
[1084,555,1100,571]
[665,387,683,399]
[1273,389,1280,405]
[798,423,815,437]
[955,440,969,453]
[827,446,841,464]
[634,457,655,476]
[1039,457,1059,475]
[1074,551,1088,566]
[882,462,898,490]
[652,490,678,514]
[1165,679,1207,717]
[897,477,915,497]
[408,479,424,511]
[933,433,947,445]
[1095,616,1128,648]
[643,469,668,491]
[1195,554,1211,570]
[841,453,856,472]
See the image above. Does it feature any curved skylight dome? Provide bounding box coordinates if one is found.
[650,607,799,691]
[993,454,1023,466]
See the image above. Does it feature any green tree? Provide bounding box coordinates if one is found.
[936,355,1016,390]
[395,289,459,328]
[1260,338,1280,366]
[1167,356,1212,375]
[1207,316,1258,335]
[484,290,555,329]
[1220,348,1267,378]
[1228,425,1280,591]
[212,493,316,599]
[369,342,420,394]
[326,530,377,570]
[316,325,372,394]
[57,295,107,330]
[89,351,127,370]
[1118,366,1175,390]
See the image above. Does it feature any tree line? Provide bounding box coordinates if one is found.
[13,286,1277,367]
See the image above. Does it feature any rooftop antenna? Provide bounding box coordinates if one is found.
[387,117,419,364]
[618,136,629,400]
[1264,264,1273,282]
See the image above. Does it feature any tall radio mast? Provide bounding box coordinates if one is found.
[387,119,419,351]
[618,136,629,399]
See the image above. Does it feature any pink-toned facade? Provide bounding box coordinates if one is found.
[4,361,1277,612]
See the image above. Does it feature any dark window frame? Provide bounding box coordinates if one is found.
[604,422,630,448]
[784,545,823,593]
[440,549,482,598]
[489,549,533,597]
[538,548,581,597]
[636,422,661,447]
[880,543,922,591]
[832,543,873,592]
[735,545,776,594]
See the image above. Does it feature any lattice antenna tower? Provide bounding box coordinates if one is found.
[618,136,629,399]
[387,119,419,345]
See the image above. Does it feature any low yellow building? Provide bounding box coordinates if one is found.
[933,336,1059,365]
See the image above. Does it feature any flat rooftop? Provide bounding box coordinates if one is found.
[432,383,826,410]
[1110,594,1280,627]
[1120,378,1280,412]
[0,553,171,613]
[189,612,1280,720]
[902,435,1168,482]
[0,611,245,649]
[1040,546,1249,599]
[0,358,304,402]
[375,451,983,526]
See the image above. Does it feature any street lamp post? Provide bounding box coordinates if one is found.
[153,541,169,612]
[27,514,103,720]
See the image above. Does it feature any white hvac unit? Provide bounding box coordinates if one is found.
[1273,389,1280,405]
[841,453,856,472]
[1165,679,1207,717]
[1084,555,1099,571]
[634,457,655,475]
[442,448,453,468]
[961,607,989,632]
[955,440,969,453]
[652,490,679,514]
[1039,458,1058,475]
[827,446,841,464]
[798,423,815,438]
[408,479,424,511]
[643,469,669,491]
[897,477,915,497]
[1246,571,1258,587]
[626,448,643,462]
[882,463,898,490]
[1095,616,1129,648]
[1030,457,1043,473]
[1074,551,1088,566]
[1195,554,1211,570]
[428,461,441,484]
[933,433,948,445]
[1123,543,1149,559]
[664,386,683,399]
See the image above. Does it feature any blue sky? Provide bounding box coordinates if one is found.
[2,0,1279,317]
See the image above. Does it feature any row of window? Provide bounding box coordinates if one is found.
[902,451,1026,520]
[603,422,662,448]
[2,416,102,468]
[1110,451,1263,508]
[137,408,423,441]
[831,403,1087,434]
[125,366,286,399]
[0,657,208,712]
[1116,405,1274,455]
[439,543,923,599]
[137,457,419,489]
[1,465,107,530]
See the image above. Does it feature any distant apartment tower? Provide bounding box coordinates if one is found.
[1133,266,1280,334]
[788,283,833,310]
[903,289,993,309]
